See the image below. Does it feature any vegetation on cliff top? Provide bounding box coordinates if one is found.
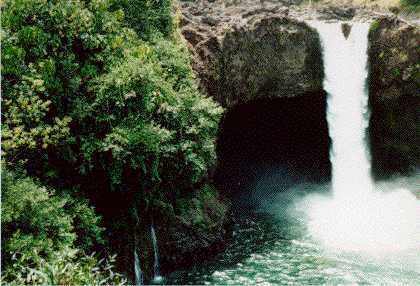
[1,0,223,283]
[306,0,419,13]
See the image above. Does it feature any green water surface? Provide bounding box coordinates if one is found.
[167,197,420,285]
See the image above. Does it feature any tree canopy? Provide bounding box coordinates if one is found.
[1,0,223,283]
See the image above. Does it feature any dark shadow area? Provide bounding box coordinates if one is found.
[214,92,331,210]
[368,94,420,180]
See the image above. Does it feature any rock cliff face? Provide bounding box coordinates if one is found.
[114,191,232,284]
[180,4,324,108]
[220,17,323,106]
[180,0,419,178]
[368,17,420,177]
[179,1,336,212]
[156,204,233,275]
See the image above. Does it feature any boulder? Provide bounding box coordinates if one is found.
[341,22,352,39]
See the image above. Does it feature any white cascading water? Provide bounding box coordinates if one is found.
[305,21,420,255]
[134,247,144,285]
[151,225,163,283]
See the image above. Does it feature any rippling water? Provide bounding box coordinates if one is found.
[167,183,420,285]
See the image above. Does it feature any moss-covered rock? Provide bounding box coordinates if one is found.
[368,16,420,178]
[149,184,233,275]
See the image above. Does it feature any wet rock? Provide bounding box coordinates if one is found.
[179,14,194,27]
[181,27,207,46]
[341,23,352,39]
[241,6,284,18]
[389,6,400,15]
[153,195,234,275]
[368,16,420,177]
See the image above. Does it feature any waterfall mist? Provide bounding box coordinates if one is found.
[300,21,420,255]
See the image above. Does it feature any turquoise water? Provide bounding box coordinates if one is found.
[167,187,420,285]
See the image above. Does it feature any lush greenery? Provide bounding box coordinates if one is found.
[401,0,420,7]
[112,0,174,39]
[1,0,223,283]
[400,0,420,12]
[1,167,125,285]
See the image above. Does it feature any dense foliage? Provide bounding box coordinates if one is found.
[2,0,223,283]
[401,0,420,7]
[1,167,125,285]
[2,0,222,194]
[400,0,420,11]
[2,0,135,170]
[112,0,174,39]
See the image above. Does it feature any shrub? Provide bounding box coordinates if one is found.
[400,0,420,12]
[369,20,380,33]
[2,0,224,280]
[401,0,420,7]
[2,0,223,197]
[1,0,136,169]
[1,168,75,265]
[2,247,125,285]
[112,0,174,39]
[88,38,223,192]
[1,167,118,284]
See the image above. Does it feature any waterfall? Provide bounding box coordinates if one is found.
[304,21,420,255]
[151,224,163,283]
[313,22,374,200]
[134,247,144,285]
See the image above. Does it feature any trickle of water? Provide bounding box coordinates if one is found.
[134,247,143,285]
[151,224,163,283]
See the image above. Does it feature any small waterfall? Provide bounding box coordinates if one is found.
[133,206,143,286]
[304,21,420,255]
[134,247,144,285]
[151,224,163,283]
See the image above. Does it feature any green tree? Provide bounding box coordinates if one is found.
[2,0,223,198]
[1,167,122,284]
[2,0,224,281]
[86,38,223,194]
[1,0,136,168]
[112,0,174,39]
[401,0,419,7]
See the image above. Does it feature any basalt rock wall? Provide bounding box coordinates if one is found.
[368,17,420,178]
[180,3,325,108]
